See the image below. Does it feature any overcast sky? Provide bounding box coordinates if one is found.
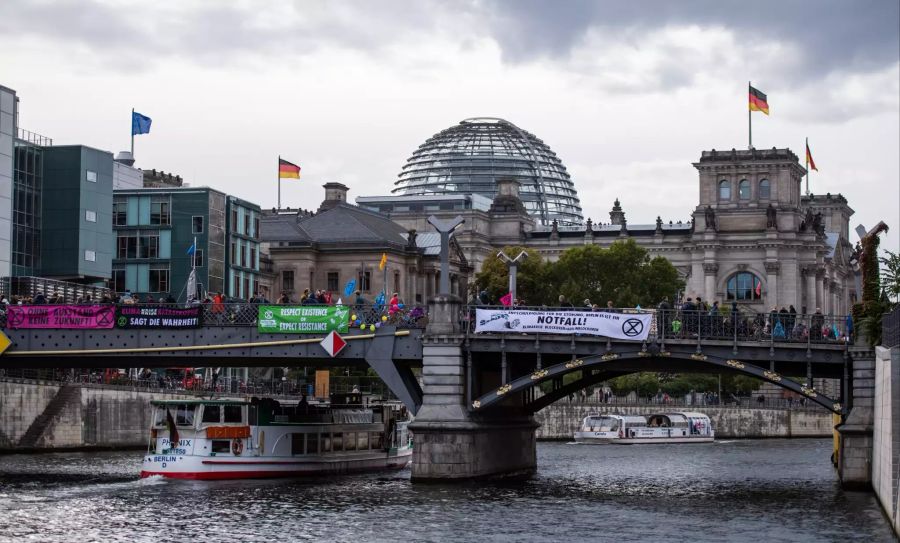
[1,0,898,251]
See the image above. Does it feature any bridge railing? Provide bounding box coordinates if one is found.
[463,305,852,345]
[0,302,429,330]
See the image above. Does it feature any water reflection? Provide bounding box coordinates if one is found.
[0,439,894,543]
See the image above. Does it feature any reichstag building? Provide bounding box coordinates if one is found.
[263,117,855,316]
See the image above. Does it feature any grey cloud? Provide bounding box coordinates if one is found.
[483,0,900,81]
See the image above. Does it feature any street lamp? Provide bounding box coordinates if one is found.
[497,250,528,305]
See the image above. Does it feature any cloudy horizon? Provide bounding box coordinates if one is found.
[1,0,897,250]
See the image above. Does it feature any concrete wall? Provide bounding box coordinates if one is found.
[872,346,900,535]
[535,403,834,440]
[0,380,194,450]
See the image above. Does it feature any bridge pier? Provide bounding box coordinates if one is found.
[837,346,875,489]
[410,296,537,481]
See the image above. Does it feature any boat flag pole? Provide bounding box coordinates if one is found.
[277,154,281,210]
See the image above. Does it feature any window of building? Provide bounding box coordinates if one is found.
[718,180,731,201]
[85,210,97,223]
[84,249,96,262]
[282,270,294,291]
[192,216,204,234]
[250,247,256,269]
[231,208,238,232]
[150,198,170,225]
[86,170,97,183]
[113,199,127,226]
[253,217,260,238]
[193,249,204,268]
[327,272,339,292]
[359,271,371,292]
[138,231,159,259]
[111,267,125,292]
[244,215,250,236]
[243,276,250,299]
[149,266,169,292]
[240,244,247,267]
[739,179,750,200]
[759,179,771,199]
[394,272,400,294]
[230,241,236,265]
[726,272,762,301]
[117,232,137,259]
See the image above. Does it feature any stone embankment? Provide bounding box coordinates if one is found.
[535,403,834,440]
[0,380,195,451]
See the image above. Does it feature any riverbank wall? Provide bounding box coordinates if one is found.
[872,345,900,535]
[0,380,195,451]
[535,403,834,440]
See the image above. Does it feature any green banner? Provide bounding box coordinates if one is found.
[258,305,350,334]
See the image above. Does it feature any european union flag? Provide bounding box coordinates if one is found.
[132,111,152,136]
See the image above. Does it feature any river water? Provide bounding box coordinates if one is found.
[0,439,895,542]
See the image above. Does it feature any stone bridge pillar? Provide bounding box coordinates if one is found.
[409,295,537,481]
[837,345,876,489]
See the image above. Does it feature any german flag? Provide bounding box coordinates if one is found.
[279,158,301,179]
[806,142,818,171]
[749,85,769,115]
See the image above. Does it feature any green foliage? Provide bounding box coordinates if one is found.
[608,372,762,398]
[470,246,550,305]
[549,240,684,307]
[608,372,660,397]
[880,250,900,304]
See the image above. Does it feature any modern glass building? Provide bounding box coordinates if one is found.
[393,117,583,226]
[112,187,260,301]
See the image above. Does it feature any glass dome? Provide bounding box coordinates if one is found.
[393,117,584,225]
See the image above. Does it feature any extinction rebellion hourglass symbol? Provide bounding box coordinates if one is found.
[622,318,644,337]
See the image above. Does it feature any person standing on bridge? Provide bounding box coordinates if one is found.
[211,292,225,324]
[558,295,574,308]
[811,308,825,342]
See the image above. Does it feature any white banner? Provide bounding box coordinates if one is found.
[474,309,652,341]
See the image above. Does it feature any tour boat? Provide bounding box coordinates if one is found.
[140,393,412,479]
[574,412,714,444]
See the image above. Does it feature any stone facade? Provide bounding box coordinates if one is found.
[362,147,857,314]
[260,184,470,303]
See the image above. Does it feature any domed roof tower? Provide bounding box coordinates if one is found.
[393,117,583,226]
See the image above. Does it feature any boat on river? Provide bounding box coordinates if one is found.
[140,393,412,479]
[573,412,714,444]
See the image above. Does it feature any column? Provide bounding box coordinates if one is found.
[703,263,718,302]
[804,268,817,313]
[815,270,825,312]
[822,278,831,315]
[765,262,780,307]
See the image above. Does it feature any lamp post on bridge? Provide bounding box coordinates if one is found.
[497,250,528,305]
[426,215,464,296]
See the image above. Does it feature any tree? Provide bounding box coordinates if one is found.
[469,246,550,305]
[548,240,684,307]
[880,250,900,305]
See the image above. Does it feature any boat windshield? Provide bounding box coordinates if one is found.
[153,404,196,427]
[584,416,619,431]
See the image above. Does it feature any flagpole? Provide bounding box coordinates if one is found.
[748,81,752,149]
[277,155,281,210]
[130,108,134,157]
[805,137,809,196]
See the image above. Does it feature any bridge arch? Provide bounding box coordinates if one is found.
[471,349,842,415]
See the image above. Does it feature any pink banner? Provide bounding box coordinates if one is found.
[6,305,116,329]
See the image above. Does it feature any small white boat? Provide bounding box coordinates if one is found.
[574,411,714,444]
[140,393,412,480]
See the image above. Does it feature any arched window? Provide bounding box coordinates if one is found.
[759,179,770,199]
[718,180,731,201]
[726,272,762,301]
[739,179,750,199]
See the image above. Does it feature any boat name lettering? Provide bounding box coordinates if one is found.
[161,438,192,447]
[152,456,179,463]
